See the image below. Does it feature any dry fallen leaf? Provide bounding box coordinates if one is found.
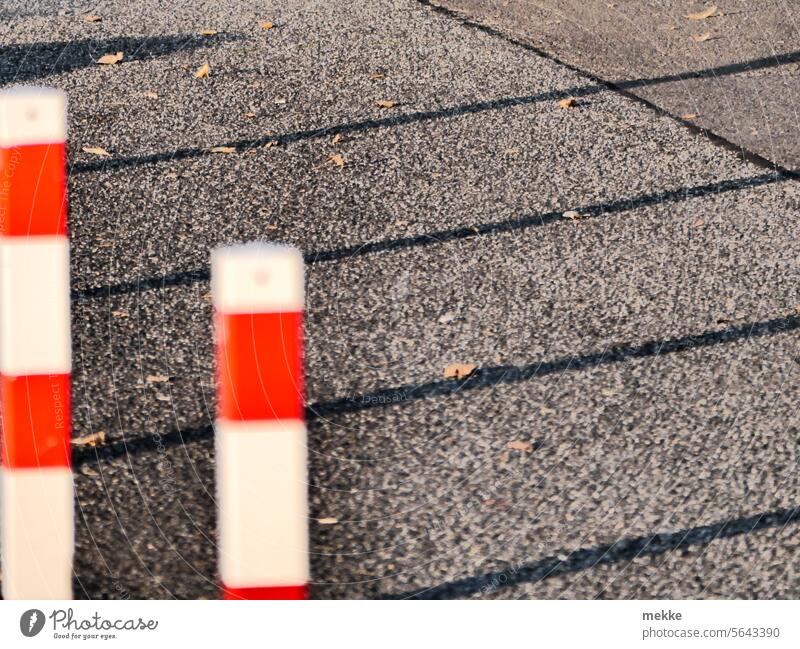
[210,146,236,154]
[111,310,129,317]
[506,440,534,453]
[73,431,107,447]
[261,21,275,30]
[146,374,170,383]
[143,91,159,99]
[331,133,343,145]
[82,146,111,157]
[563,210,582,221]
[484,498,510,509]
[155,393,171,402]
[438,312,456,324]
[693,31,713,42]
[369,71,385,80]
[681,113,698,120]
[263,140,280,148]
[558,97,576,109]
[194,63,210,78]
[198,28,218,36]
[376,99,397,109]
[97,51,123,65]
[687,5,719,20]
[443,363,477,380]
[690,219,705,228]
[84,14,102,23]
[327,154,345,168]
[244,111,256,118]
[317,517,338,525]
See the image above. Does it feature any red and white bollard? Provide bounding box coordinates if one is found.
[0,87,73,599]
[212,243,309,599]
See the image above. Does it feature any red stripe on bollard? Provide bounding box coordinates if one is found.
[0,373,71,469]
[220,584,309,600]
[0,142,68,236]
[216,311,304,421]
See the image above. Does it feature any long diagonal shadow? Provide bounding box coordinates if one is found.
[384,504,800,599]
[73,311,800,467]
[71,170,791,302]
[0,34,236,86]
[308,312,800,419]
[68,45,800,176]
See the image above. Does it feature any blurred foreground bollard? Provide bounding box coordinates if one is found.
[212,243,309,600]
[0,86,73,599]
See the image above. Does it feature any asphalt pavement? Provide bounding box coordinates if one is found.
[1,0,799,599]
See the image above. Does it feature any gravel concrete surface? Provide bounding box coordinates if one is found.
[1,0,799,599]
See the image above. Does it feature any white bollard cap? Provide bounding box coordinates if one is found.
[211,243,304,314]
[0,86,67,148]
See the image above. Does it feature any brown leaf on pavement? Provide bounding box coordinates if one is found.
[558,97,576,109]
[84,14,102,23]
[376,99,397,109]
[97,51,123,65]
[443,363,477,379]
[82,146,111,157]
[506,440,534,453]
[681,113,698,120]
[143,90,159,99]
[198,28,218,36]
[686,5,719,20]
[146,374,170,383]
[209,146,236,154]
[331,133,343,145]
[693,31,713,42]
[327,154,345,168]
[261,21,275,30]
[73,431,107,447]
[194,63,210,78]
[370,71,385,80]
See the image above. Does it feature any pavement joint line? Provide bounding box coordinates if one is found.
[72,311,800,467]
[70,169,792,301]
[417,0,800,177]
[384,504,800,599]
